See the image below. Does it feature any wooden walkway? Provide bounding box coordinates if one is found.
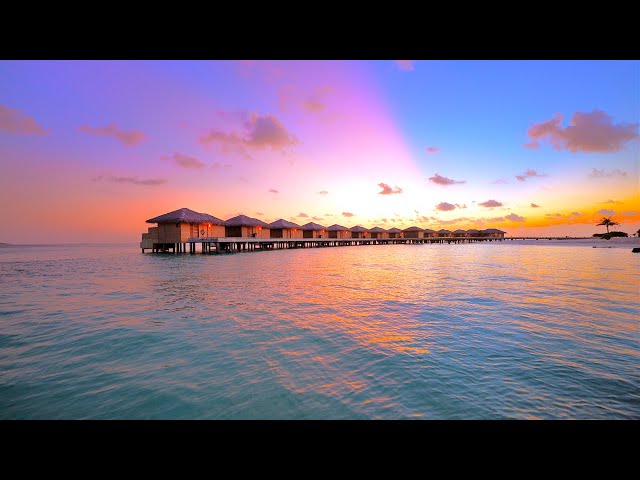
[140,236,591,253]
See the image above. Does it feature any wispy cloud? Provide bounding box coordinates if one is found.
[525,110,639,152]
[486,216,505,222]
[317,190,328,195]
[162,152,206,169]
[478,199,503,208]
[394,60,414,71]
[516,169,547,182]
[268,188,279,194]
[91,175,166,186]
[255,212,264,216]
[530,203,541,208]
[436,202,457,212]
[600,199,622,205]
[79,123,145,146]
[342,212,355,217]
[491,178,509,184]
[297,212,308,218]
[429,173,466,186]
[378,183,403,195]
[589,168,628,178]
[505,213,526,222]
[0,104,48,135]
[425,146,440,154]
[311,216,324,221]
[622,211,637,216]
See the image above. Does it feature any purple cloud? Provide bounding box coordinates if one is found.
[425,146,440,154]
[378,183,403,195]
[589,168,628,178]
[516,169,548,182]
[530,203,541,208]
[436,202,457,212]
[429,173,466,186]
[342,212,355,217]
[79,123,145,146]
[394,60,414,71]
[92,175,166,186]
[268,188,279,193]
[0,104,48,135]
[200,112,298,151]
[505,213,526,222]
[597,209,616,216]
[297,212,309,218]
[317,190,328,195]
[478,199,503,208]
[162,152,206,169]
[526,110,639,153]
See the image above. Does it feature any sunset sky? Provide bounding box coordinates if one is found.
[1,60,638,243]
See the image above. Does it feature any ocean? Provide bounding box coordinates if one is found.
[1,242,638,419]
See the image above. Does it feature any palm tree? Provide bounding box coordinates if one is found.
[636,228,640,237]
[596,216,620,234]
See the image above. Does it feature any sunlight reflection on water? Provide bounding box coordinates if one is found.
[0,243,638,419]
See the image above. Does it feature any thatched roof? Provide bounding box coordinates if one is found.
[387,227,403,233]
[349,225,369,232]
[403,226,424,231]
[301,222,326,230]
[483,228,505,233]
[437,229,452,233]
[369,227,386,233]
[466,229,480,233]
[453,229,467,233]
[225,214,269,227]
[423,229,436,233]
[327,224,349,231]
[268,219,301,229]
[146,207,226,225]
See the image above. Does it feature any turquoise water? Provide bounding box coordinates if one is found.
[1,243,638,419]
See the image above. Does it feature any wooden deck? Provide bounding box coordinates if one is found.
[140,235,592,253]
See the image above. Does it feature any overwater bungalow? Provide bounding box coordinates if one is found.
[143,207,226,252]
[225,214,270,238]
[387,227,403,239]
[327,224,350,239]
[301,222,326,238]
[350,225,369,239]
[423,228,437,238]
[369,227,388,239]
[437,229,452,238]
[268,219,303,238]
[403,226,424,239]
[452,229,467,238]
[482,228,506,238]
[466,229,480,237]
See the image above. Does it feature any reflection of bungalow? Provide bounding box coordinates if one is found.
[482,228,505,238]
[350,225,369,239]
[423,228,437,238]
[369,227,388,239]
[301,222,326,238]
[268,219,302,238]
[387,227,403,239]
[466,229,480,237]
[452,229,467,237]
[437,229,452,237]
[144,208,226,248]
[403,226,424,239]
[327,224,350,239]
[225,214,270,238]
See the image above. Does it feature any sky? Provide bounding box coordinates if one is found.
[0,60,638,243]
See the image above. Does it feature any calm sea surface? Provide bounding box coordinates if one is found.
[1,243,638,419]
